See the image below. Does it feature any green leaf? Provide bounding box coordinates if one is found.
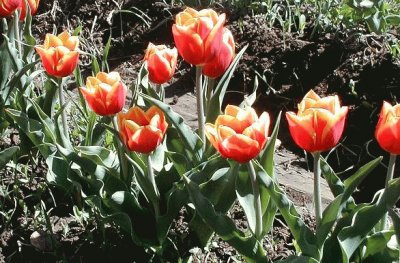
[317,157,382,247]
[320,158,345,197]
[389,209,400,246]
[45,155,73,190]
[260,111,281,176]
[0,146,19,169]
[6,108,56,158]
[275,255,319,263]
[141,94,202,163]
[338,178,400,262]
[236,165,257,235]
[255,162,320,259]
[57,144,127,194]
[183,174,267,262]
[359,231,399,262]
[206,45,248,123]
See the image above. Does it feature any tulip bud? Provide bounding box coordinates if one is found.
[172,7,226,66]
[118,106,168,154]
[286,90,348,153]
[375,101,400,154]
[19,0,39,20]
[0,0,21,17]
[144,43,178,85]
[35,31,79,78]
[80,72,127,116]
[202,28,235,79]
[205,105,270,163]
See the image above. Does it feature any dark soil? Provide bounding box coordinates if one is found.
[1,0,400,262]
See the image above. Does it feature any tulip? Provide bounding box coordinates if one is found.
[0,0,21,17]
[35,31,79,78]
[144,43,178,85]
[286,90,348,153]
[205,105,270,163]
[375,101,400,154]
[202,28,235,79]
[80,72,127,116]
[19,0,39,20]
[118,106,168,154]
[172,7,226,66]
[375,101,399,230]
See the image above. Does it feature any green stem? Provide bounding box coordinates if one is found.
[196,66,205,146]
[313,152,322,228]
[380,154,396,230]
[247,161,263,242]
[112,116,129,185]
[58,78,69,139]
[155,84,164,102]
[146,154,160,218]
[13,10,22,56]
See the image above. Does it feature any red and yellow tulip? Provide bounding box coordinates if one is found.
[80,72,127,116]
[205,105,270,163]
[286,90,348,153]
[0,0,21,17]
[172,7,225,66]
[144,43,178,85]
[35,31,79,78]
[118,106,168,154]
[19,0,39,20]
[202,28,235,79]
[375,101,400,154]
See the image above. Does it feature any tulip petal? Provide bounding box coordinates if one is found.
[220,134,260,163]
[128,126,163,154]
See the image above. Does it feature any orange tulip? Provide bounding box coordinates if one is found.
[286,90,348,153]
[144,43,178,85]
[205,105,270,163]
[375,101,400,154]
[172,7,226,66]
[19,0,39,20]
[35,31,79,78]
[0,0,21,17]
[80,72,127,116]
[118,106,168,154]
[202,28,235,79]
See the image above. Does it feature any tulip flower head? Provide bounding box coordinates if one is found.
[144,43,178,85]
[0,0,21,17]
[35,31,79,78]
[172,7,226,66]
[19,0,39,20]
[118,106,168,154]
[80,72,127,116]
[375,101,400,155]
[205,105,270,163]
[286,90,348,153]
[202,28,235,79]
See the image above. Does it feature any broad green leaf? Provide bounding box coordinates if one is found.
[317,157,382,245]
[46,155,73,190]
[276,255,319,263]
[320,158,345,197]
[57,144,127,193]
[141,94,202,163]
[0,146,18,169]
[6,108,56,158]
[125,153,159,207]
[338,178,400,262]
[359,231,399,262]
[206,45,248,123]
[183,175,267,262]
[236,165,258,235]
[260,111,281,176]
[255,162,320,259]
[389,209,400,246]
